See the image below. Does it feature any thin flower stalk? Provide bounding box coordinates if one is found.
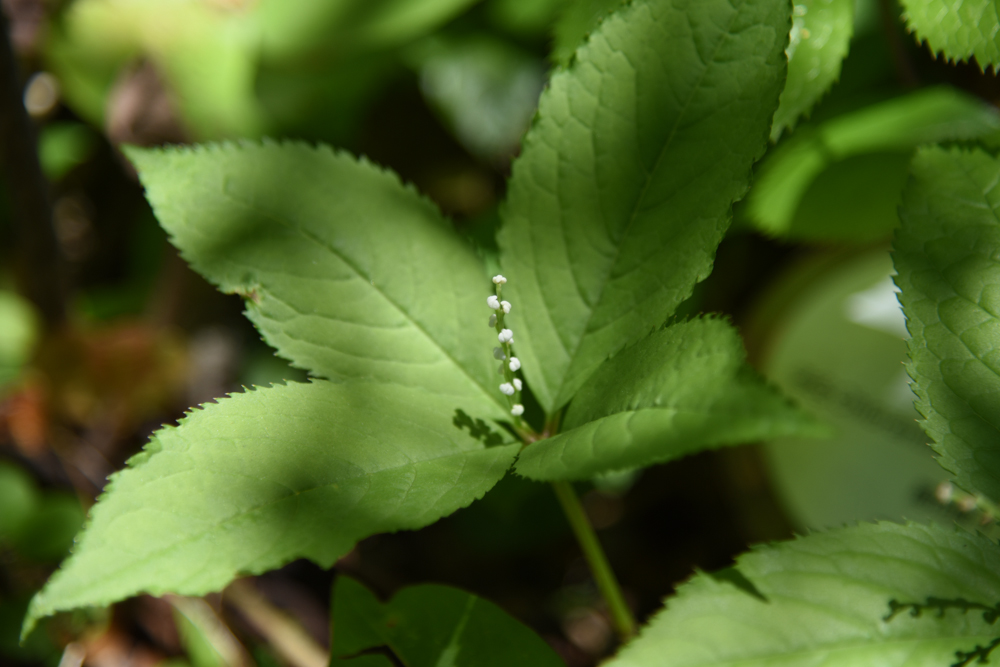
[487,275,526,427]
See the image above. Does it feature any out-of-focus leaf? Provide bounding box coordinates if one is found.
[901,0,1000,71]
[352,0,481,50]
[38,122,98,181]
[895,145,1000,504]
[755,250,953,530]
[13,493,86,563]
[0,597,57,664]
[515,319,826,481]
[550,0,622,66]
[410,36,545,161]
[49,0,480,140]
[331,577,564,666]
[746,86,1000,243]
[499,0,789,413]
[488,0,568,36]
[0,462,38,543]
[59,0,264,139]
[771,0,854,140]
[254,52,398,146]
[44,9,137,126]
[604,522,1000,667]
[23,381,519,637]
[254,0,479,58]
[0,291,37,388]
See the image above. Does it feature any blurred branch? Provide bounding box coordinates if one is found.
[226,579,329,667]
[167,595,253,667]
[0,7,65,329]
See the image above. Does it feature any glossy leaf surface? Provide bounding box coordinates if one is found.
[747,87,1000,242]
[515,319,825,481]
[24,381,518,636]
[498,0,790,413]
[901,0,1000,71]
[895,145,1000,503]
[128,142,508,419]
[607,522,1000,667]
[771,0,854,140]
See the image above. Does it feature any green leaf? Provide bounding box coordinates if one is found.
[127,142,508,419]
[23,380,519,637]
[604,522,1000,667]
[256,0,480,57]
[14,494,86,564]
[331,577,564,666]
[771,0,854,140]
[894,145,1000,503]
[65,0,265,138]
[0,290,38,388]
[515,318,826,481]
[746,86,1000,242]
[549,0,622,66]
[901,0,1000,71]
[0,462,38,543]
[498,0,790,414]
[408,35,545,161]
[488,0,568,37]
[351,0,481,50]
[38,122,98,181]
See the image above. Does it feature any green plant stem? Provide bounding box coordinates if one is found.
[551,480,636,642]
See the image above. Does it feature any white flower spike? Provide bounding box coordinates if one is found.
[508,357,520,372]
[487,295,500,309]
[511,404,525,416]
[498,329,513,343]
[492,275,507,285]
[513,378,522,391]
[499,382,515,396]
[501,300,511,314]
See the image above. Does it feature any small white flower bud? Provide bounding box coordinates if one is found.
[935,481,953,504]
[498,329,513,343]
[501,300,511,314]
[508,357,520,372]
[493,347,506,360]
[499,382,515,396]
[488,313,497,327]
[511,404,524,416]
[513,378,522,391]
[492,274,507,284]
[487,295,500,309]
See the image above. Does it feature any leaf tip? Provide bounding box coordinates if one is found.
[18,600,42,644]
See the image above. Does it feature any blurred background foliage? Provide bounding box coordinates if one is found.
[3,0,1000,665]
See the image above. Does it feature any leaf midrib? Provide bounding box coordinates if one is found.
[40,443,514,606]
[548,0,746,407]
[206,186,505,414]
